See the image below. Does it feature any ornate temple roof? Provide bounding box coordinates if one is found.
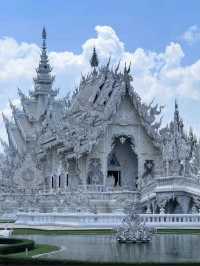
[1,29,165,161]
[2,28,65,157]
[39,51,164,158]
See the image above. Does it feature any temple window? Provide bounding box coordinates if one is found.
[51,176,54,188]
[58,175,61,188]
[66,174,69,186]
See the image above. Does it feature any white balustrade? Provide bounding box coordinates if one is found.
[15,212,200,229]
[141,175,200,201]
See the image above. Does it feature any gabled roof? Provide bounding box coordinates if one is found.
[40,61,164,158]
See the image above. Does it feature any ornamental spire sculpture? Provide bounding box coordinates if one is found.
[174,100,184,135]
[32,27,55,96]
[90,47,99,69]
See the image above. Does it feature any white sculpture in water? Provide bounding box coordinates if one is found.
[116,203,154,243]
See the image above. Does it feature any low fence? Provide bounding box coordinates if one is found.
[15,212,200,229]
[141,214,200,228]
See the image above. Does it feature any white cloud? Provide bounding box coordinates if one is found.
[182,25,200,45]
[1,25,200,145]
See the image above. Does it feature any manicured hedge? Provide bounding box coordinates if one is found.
[0,237,34,255]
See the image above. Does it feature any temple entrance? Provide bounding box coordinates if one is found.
[165,198,183,214]
[107,170,121,186]
[107,136,138,190]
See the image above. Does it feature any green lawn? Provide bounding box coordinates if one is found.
[5,244,59,258]
[157,228,200,234]
[13,228,114,235]
[0,219,15,223]
[11,227,200,236]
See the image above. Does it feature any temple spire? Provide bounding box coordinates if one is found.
[32,27,55,96]
[42,27,47,49]
[174,99,183,134]
[90,47,99,68]
[40,27,48,64]
[174,99,179,120]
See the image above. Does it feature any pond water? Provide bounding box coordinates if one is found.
[15,233,200,263]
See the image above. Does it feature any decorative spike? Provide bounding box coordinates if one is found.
[18,88,26,100]
[148,98,155,109]
[2,112,9,125]
[81,72,86,82]
[106,56,111,69]
[115,60,121,74]
[17,87,22,95]
[124,62,127,74]
[90,47,99,68]
[9,99,16,112]
[0,137,9,152]
[127,62,131,74]
[42,27,46,40]
[42,27,47,50]
[175,99,178,111]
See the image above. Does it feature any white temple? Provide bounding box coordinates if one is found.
[1,28,200,221]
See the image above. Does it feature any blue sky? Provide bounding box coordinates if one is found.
[1,0,200,140]
[0,0,200,61]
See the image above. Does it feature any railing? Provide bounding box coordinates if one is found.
[141,175,200,200]
[141,214,200,227]
[78,185,127,192]
[16,213,200,228]
[156,176,200,188]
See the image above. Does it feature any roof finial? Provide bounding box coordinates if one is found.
[42,27,47,49]
[175,99,178,111]
[2,112,9,125]
[174,99,183,132]
[42,27,46,40]
[90,47,99,68]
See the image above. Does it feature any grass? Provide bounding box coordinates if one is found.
[157,228,200,234]
[4,244,59,258]
[12,227,200,236]
[0,219,15,223]
[12,228,114,235]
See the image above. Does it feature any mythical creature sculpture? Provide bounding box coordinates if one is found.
[87,158,103,185]
[116,202,154,243]
[142,160,154,179]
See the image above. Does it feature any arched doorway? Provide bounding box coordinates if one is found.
[165,198,183,214]
[107,136,138,190]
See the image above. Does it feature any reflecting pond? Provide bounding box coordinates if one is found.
[15,233,200,263]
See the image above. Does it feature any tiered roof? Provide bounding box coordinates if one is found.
[2,28,65,157]
[39,56,164,158]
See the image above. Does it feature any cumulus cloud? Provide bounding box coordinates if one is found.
[182,25,200,45]
[1,25,200,144]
